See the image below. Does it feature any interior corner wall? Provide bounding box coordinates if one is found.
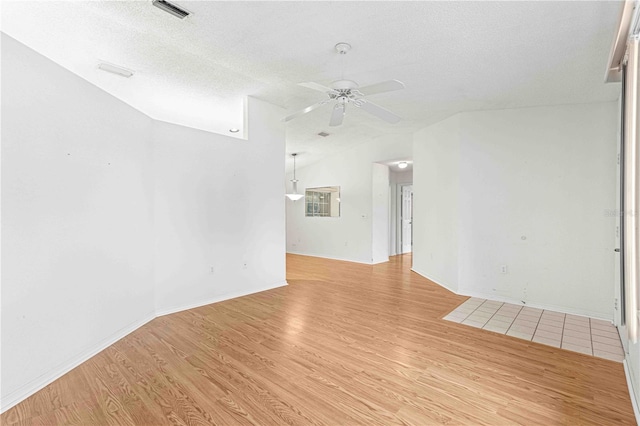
[1,34,287,412]
[1,34,155,409]
[412,116,461,292]
[413,102,618,318]
[153,97,287,315]
[371,163,390,264]
[286,134,411,264]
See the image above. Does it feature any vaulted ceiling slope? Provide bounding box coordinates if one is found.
[2,1,621,169]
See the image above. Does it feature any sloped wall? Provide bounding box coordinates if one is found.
[1,34,285,411]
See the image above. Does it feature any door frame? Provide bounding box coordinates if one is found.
[399,184,413,254]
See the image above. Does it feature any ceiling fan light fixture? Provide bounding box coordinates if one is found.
[398,161,408,169]
[283,43,405,127]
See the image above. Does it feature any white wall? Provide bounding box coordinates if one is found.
[153,99,286,315]
[286,134,412,264]
[413,116,461,292]
[371,163,390,264]
[1,35,286,411]
[2,34,155,407]
[414,103,618,318]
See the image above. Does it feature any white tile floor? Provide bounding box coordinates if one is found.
[444,297,625,362]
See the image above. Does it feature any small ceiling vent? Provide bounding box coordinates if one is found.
[98,62,134,78]
[152,0,190,19]
[318,131,330,137]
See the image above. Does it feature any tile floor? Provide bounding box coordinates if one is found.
[444,297,625,362]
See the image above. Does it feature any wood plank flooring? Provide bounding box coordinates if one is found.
[2,253,636,425]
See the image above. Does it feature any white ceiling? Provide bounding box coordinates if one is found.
[2,1,622,171]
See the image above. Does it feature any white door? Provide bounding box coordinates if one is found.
[401,185,413,254]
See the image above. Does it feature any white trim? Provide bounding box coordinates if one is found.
[410,267,612,320]
[624,358,640,425]
[605,0,635,83]
[457,287,613,321]
[624,38,640,343]
[411,267,458,293]
[155,281,288,317]
[286,251,375,265]
[0,312,155,413]
[1,280,290,414]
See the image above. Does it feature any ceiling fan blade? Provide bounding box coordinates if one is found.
[356,100,402,124]
[283,100,330,122]
[329,104,345,127]
[299,82,338,94]
[357,79,405,96]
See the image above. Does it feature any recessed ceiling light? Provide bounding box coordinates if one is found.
[229,128,240,133]
[398,161,408,169]
[97,62,134,78]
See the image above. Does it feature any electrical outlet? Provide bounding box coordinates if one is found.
[209,266,215,274]
[500,265,508,274]
[242,263,248,269]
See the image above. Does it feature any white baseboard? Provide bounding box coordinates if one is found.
[624,359,640,425]
[1,280,290,414]
[0,312,155,413]
[410,267,611,321]
[286,251,374,265]
[411,267,458,293]
[155,280,288,317]
[457,287,612,321]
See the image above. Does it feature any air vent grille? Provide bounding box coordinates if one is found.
[152,0,190,19]
[98,62,134,78]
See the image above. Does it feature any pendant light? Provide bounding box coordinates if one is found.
[285,153,304,201]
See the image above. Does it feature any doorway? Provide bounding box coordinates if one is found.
[400,184,413,254]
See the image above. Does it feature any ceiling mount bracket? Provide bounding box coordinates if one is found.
[335,42,352,55]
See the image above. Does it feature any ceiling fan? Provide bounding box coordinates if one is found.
[283,43,405,127]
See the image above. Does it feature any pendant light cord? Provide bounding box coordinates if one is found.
[292,153,297,181]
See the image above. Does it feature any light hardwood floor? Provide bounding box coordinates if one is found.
[2,254,636,425]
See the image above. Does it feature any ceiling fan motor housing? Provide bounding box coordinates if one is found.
[331,79,358,91]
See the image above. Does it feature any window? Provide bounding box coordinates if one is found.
[305,186,340,217]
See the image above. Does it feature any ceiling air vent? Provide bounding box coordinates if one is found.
[152,0,190,19]
[318,132,330,137]
[98,62,134,78]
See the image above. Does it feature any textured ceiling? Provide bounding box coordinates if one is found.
[2,1,622,171]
